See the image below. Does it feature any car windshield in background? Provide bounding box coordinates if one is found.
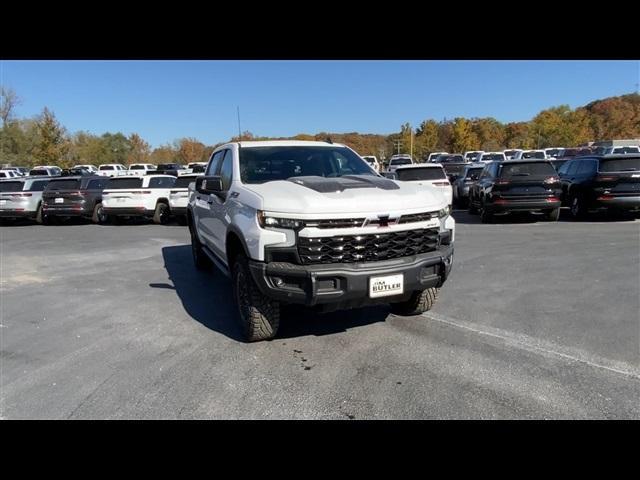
[599,157,640,172]
[238,146,375,184]
[504,150,518,156]
[107,178,143,189]
[482,154,505,161]
[46,179,81,190]
[158,164,184,170]
[29,169,48,176]
[465,167,484,178]
[612,147,640,154]
[99,166,115,170]
[390,158,412,165]
[129,165,146,170]
[522,151,546,159]
[500,162,556,177]
[396,167,446,181]
[439,155,464,163]
[174,177,199,188]
[149,177,176,188]
[546,149,562,156]
[550,160,567,170]
[443,164,465,175]
[0,181,24,192]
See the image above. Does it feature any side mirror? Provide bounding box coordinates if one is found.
[196,176,223,194]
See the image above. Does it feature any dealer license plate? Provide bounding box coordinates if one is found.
[369,274,404,298]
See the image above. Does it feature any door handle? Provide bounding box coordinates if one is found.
[207,199,213,205]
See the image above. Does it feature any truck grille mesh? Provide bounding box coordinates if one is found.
[297,228,440,264]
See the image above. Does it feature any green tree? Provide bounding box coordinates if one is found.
[127,133,151,165]
[450,117,479,153]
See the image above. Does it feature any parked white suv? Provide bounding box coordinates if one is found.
[187,141,455,342]
[512,150,547,160]
[361,155,380,172]
[102,174,177,224]
[387,155,413,172]
[392,163,453,207]
[128,163,157,176]
[169,173,202,224]
[0,177,52,223]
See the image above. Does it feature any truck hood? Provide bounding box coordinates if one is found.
[242,175,446,214]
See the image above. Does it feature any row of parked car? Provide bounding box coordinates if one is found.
[0,172,203,225]
[0,162,209,179]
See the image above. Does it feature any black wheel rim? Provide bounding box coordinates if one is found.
[97,206,106,223]
[571,197,579,217]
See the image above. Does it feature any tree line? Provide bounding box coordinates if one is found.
[1,86,638,168]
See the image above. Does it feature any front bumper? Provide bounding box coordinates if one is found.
[248,245,454,310]
[103,207,155,217]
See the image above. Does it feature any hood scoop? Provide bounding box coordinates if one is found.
[286,175,399,193]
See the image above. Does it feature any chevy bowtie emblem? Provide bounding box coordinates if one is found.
[378,215,390,227]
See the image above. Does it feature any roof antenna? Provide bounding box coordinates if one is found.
[237,106,242,142]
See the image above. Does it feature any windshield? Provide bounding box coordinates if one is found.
[158,163,184,170]
[499,162,556,178]
[106,177,143,189]
[467,152,482,160]
[174,176,199,188]
[0,181,24,192]
[390,158,412,165]
[612,147,640,154]
[46,179,81,190]
[438,155,464,163]
[396,167,446,181]
[99,165,116,170]
[465,167,484,178]
[522,151,546,159]
[481,154,505,161]
[129,165,146,170]
[29,169,49,176]
[238,146,375,184]
[599,157,640,172]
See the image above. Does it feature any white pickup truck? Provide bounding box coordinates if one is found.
[102,174,177,224]
[96,164,130,177]
[128,163,157,176]
[187,140,455,342]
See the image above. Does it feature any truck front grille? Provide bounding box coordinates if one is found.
[297,228,440,264]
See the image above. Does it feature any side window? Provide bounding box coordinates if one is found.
[218,150,233,191]
[87,179,108,189]
[489,163,499,178]
[567,161,581,175]
[206,151,225,176]
[558,161,571,175]
[577,160,596,175]
[479,165,490,179]
[148,177,176,188]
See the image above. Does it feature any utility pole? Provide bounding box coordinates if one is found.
[410,127,414,160]
[237,106,242,141]
[393,140,403,155]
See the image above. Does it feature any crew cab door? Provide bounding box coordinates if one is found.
[207,149,234,258]
[193,150,225,251]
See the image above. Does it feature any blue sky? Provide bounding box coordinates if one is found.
[2,60,638,148]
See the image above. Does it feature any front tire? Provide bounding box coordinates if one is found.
[190,224,211,271]
[480,202,493,223]
[391,287,439,316]
[570,194,587,220]
[35,203,44,224]
[153,202,170,225]
[232,254,280,342]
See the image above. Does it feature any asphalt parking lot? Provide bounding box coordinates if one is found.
[1,210,639,419]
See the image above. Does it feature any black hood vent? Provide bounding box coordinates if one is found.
[286,175,399,193]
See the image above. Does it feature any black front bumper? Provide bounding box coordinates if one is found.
[42,204,92,217]
[248,245,454,310]
[487,198,561,213]
[103,207,154,217]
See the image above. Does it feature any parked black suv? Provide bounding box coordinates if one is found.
[557,155,640,219]
[468,160,561,223]
[452,163,485,208]
[42,176,109,224]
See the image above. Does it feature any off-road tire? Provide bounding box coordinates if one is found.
[153,202,170,225]
[35,203,44,224]
[92,203,107,224]
[232,254,280,342]
[391,287,439,316]
[545,207,560,222]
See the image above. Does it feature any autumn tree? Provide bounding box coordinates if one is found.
[32,107,70,167]
[175,137,206,164]
[127,133,151,164]
[1,86,21,126]
[415,120,439,159]
[471,117,506,151]
[450,117,479,153]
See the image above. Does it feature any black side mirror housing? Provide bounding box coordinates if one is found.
[196,176,223,195]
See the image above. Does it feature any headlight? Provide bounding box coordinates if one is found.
[437,206,450,218]
[257,210,305,230]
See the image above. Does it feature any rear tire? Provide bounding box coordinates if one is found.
[92,203,107,224]
[480,202,493,223]
[468,199,479,214]
[232,254,280,342]
[545,207,560,222]
[153,202,169,225]
[35,204,44,224]
[570,194,586,220]
[391,287,439,316]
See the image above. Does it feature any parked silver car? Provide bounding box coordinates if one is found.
[0,177,52,223]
